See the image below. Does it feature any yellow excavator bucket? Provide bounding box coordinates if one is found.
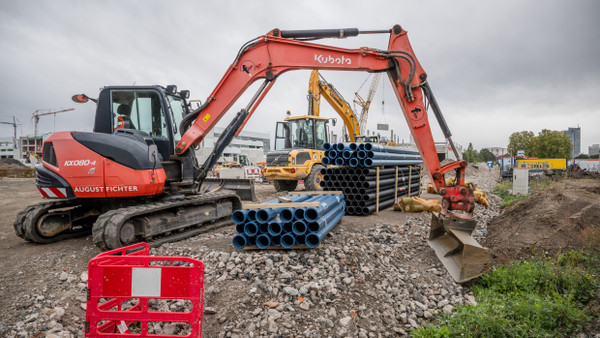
[428,213,490,282]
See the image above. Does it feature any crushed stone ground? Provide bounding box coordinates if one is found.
[0,165,598,336]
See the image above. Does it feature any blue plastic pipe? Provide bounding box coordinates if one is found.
[364,158,423,167]
[305,206,345,248]
[281,233,296,249]
[271,235,281,246]
[246,210,257,222]
[364,143,420,155]
[256,234,271,249]
[323,142,333,151]
[268,221,283,236]
[366,151,422,161]
[304,194,343,222]
[235,223,245,234]
[244,222,259,237]
[292,220,308,235]
[232,234,247,249]
[232,210,248,224]
[305,202,345,233]
[256,194,312,223]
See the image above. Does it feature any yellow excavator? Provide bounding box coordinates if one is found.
[264,70,366,191]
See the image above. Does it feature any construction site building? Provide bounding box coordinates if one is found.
[196,126,269,165]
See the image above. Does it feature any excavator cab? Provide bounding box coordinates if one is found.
[96,86,189,162]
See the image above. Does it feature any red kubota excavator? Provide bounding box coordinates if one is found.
[14,25,488,282]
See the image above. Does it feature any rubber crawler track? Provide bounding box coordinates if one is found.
[13,200,91,243]
[92,190,241,251]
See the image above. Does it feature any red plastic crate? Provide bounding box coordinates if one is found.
[85,243,204,337]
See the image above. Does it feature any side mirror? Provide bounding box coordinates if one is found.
[72,94,89,103]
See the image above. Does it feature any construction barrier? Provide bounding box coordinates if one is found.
[85,243,204,337]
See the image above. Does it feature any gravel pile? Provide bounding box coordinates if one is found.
[4,165,501,337]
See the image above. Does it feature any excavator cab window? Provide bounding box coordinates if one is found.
[166,95,186,142]
[111,90,171,159]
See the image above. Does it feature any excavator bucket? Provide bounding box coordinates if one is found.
[202,178,256,201]
[428,213,490,283]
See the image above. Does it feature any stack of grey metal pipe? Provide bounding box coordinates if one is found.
[321,142,423,167]
[320,142,422,216]
[231,193,345,250]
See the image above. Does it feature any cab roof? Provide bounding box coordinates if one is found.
[284,115,329,121]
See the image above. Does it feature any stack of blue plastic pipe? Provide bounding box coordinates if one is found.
[232,193,345,249]
[322,142,423,167]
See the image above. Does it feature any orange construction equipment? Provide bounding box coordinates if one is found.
[85,243,204,337]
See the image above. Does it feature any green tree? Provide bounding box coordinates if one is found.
[480,148,497,162]
[507,131,535,156]
[530,129,573,159]
[462,143,482,163]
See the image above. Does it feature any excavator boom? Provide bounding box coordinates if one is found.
[175,25,488,281]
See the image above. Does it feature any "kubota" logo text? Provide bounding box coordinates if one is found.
[314,54,351,65]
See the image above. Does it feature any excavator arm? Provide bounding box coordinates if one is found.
[176,25,472,214]
[307,70,362,142]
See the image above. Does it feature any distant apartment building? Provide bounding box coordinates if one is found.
[0,137,16,159]
[566,126,581,158]
[485,147,507,158]
[590,144,600,156]
[19,135,44,159]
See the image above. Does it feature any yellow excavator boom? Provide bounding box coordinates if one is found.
[308,70,361,141]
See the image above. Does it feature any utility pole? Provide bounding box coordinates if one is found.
[32,108,74,152]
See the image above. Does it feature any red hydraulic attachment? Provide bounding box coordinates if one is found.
[85,243,204,337]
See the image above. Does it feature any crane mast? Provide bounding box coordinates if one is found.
[32,108,75,152]
[354,73,382,134]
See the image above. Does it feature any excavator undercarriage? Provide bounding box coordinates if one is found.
[14,190,241,250]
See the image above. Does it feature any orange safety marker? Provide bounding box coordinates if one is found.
[85,243,204,337]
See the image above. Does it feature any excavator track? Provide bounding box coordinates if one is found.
[92,190,241,251]
[14,200,92,243]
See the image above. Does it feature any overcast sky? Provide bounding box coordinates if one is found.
[1,0,598,152]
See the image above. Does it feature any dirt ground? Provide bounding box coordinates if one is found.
[484,178,600,264]
[0,178,418,335]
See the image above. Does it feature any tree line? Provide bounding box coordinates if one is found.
[461,129,574,163]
